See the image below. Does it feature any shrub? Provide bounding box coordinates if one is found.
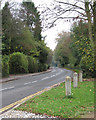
[33,58,38,72]
[43,64,48,71]
[27,56,38,73]
[38,63,43,72]
[27,56,34,73]
[9,52,28,74]
[38,63,48,72]
[2,55,9,77]
[48,65,50,69]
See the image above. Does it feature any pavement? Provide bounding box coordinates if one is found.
[0,68,52,83]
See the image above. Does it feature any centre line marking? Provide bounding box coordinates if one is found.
[8,86,15,89]
[24,82,31,85]
[41,77,49,81]
[31,81,37,83]
[0,86,15,92]
[0,88,7,92]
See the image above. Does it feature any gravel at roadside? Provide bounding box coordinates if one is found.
[0,110,56,119]
[0,110,95,119]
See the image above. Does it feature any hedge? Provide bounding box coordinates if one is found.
[9,52,28,74]
[2,55,9,77]
[27,56,39,73]
[33,58,38,72]
[38,63,48,72]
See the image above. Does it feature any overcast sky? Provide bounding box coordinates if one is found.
[1,0,73,50]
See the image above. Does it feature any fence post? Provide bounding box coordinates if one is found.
[79,71,83,82]
[73,72,78,88]
[65,76,71,96]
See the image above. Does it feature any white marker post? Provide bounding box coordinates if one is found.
[65,76,71,96]
[73,72,78,88]
[79,71,83,82]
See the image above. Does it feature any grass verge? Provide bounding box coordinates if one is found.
[15,81,94,118]
[64,67,80,73]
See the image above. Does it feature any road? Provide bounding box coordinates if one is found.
[0,67,73,109]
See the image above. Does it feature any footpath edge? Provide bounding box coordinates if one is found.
[0,68,53,83]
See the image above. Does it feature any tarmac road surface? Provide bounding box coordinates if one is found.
[0,67,73,109]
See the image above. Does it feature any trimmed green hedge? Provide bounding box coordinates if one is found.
[2,52,49,76]
[2,55,9,77]
[33,58,38,72]
[27,56,38,73]
[27,56,34,73]
[9,52,28,74]
[38,63,48,72]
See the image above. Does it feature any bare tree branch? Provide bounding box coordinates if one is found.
[55,1,85,11]
[39,0,94,31]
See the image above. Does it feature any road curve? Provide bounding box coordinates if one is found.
[0,67,73,109]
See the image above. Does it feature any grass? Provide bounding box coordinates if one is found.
[15,81,94,118]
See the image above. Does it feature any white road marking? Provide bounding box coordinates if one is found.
[31,81,37,83]
[0,86,15,92]
[51,75,55,77]
[52,75,55,77]
[50,74,56,78]
[8,86,15,89]
[41,77,49,81]
[24,82,31,85]
[0,88,7,92]
[24,81,37,85]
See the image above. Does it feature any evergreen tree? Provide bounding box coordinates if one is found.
[2,2,13,55]
[19,1,42,41]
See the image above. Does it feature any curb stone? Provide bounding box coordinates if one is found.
[0,69,52,83]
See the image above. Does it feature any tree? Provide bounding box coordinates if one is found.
[41,0,95,42]
[19,1,42,41]
[46,48,53,65]
[2,2,13,55]
[70,20,94,77]
[15,26,38,55]
[37,41,48,64]
[1,1,52,74]
[93,1,96,72]
[41,0,96,76]
[54,32,73,67]
[2,2,26,55]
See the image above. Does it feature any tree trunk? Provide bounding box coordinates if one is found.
[93,1,96,76]
[85,1,94,49]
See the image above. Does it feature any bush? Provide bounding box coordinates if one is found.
[38,63,43,72]
[48,65,50,69]
[27,56,34,73]
[9,52,28,74]
[43,64,48,71]
[2,55,9,77]
[33,58,38,72]
[38,63,48,72]
[27,56,38,73]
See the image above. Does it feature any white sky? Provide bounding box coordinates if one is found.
[1,0,73,50]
